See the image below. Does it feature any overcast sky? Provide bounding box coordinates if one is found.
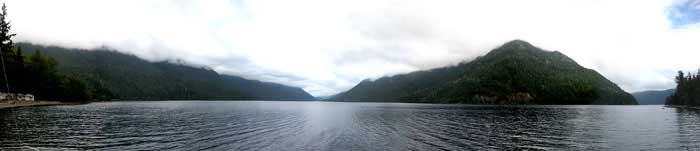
[4,0,700,96]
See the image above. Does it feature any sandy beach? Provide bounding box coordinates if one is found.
[0,100,78,110]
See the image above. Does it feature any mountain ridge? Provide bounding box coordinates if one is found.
[330,40,637,105]
[632,89,675,105]
[17,43,315,101]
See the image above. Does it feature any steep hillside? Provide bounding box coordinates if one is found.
[18,43,315,101]
[331,40,637,105]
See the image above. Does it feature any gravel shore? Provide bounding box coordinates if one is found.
[0,100,78,110]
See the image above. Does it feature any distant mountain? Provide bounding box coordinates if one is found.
[632,89,675,105]
[330,40,638,105]
[17,43,315,101]
[314,95,336,101]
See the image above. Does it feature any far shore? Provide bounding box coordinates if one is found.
[665,105,700,110]
[0,100,83,110]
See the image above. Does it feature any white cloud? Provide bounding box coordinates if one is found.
[4,0,700,96]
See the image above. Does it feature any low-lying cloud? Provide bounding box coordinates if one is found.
[5,0,700,96]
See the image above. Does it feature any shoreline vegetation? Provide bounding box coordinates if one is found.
[0,100,81,110]
[666,70,700,106]
[0,4,93,103]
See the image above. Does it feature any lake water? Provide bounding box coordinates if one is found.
[1,101,699,150]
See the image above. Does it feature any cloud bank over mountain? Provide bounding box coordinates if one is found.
[5,0,700,96]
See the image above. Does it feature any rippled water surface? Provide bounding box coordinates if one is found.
[1,101,700,150]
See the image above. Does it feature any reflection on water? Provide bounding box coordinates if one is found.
[1,101,699,150]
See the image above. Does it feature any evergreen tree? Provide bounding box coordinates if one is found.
[667,69,700,106]
[0,3,17,93]
[0,3,92,101]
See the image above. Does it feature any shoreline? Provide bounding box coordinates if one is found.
[0,100,83,110]
[664,105,700,110]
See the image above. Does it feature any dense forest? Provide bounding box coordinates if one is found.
[330,40,638,105]
[666,70,700,106]
[17,43,315,101]
[0,4,92,102]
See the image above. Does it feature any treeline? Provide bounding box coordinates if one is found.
[666,70,700,106]
[0,4,91,101]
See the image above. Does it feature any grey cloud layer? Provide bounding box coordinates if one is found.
[6,0,700,96]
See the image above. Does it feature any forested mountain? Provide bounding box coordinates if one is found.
[666,70,700,106]
[330,40,637,105]
[632,89,674,105]
[17,43,315,101]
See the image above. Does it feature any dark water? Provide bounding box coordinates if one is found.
[1,101,699,150]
